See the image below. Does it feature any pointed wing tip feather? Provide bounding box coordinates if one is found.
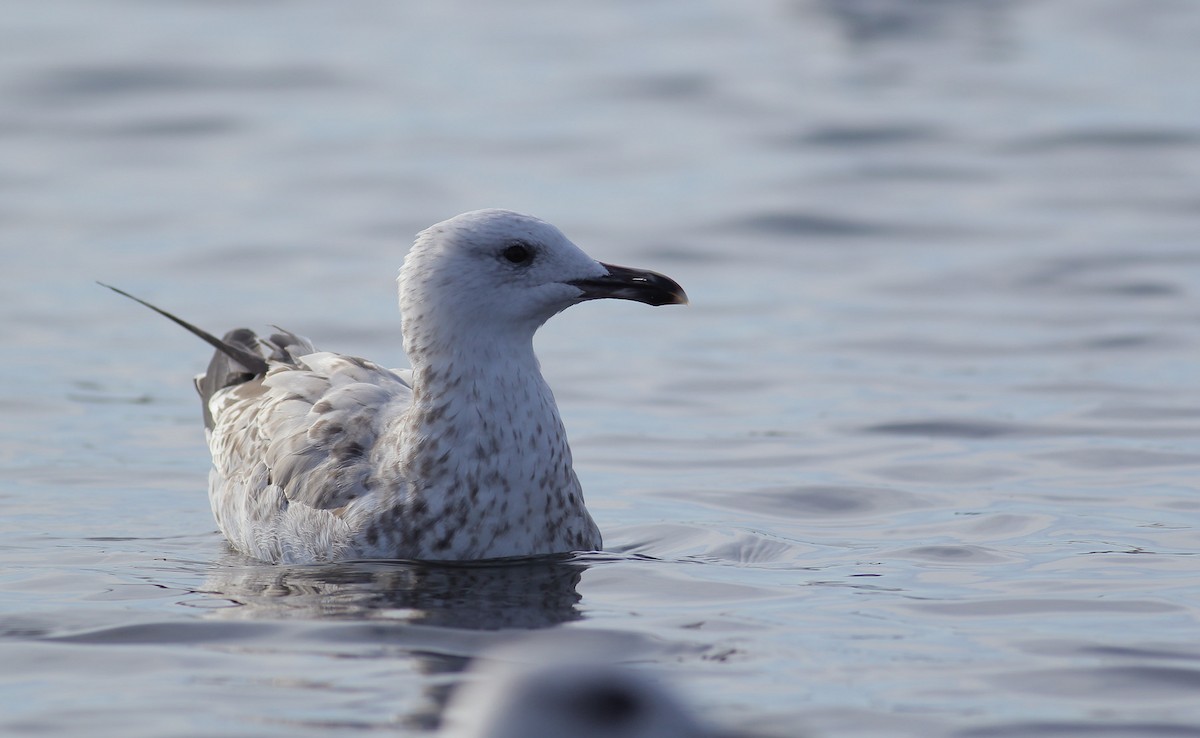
[98,281,270,376]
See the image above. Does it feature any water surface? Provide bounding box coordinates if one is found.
[3,1,1200,736]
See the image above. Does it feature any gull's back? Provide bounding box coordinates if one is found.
[202,331,414,563]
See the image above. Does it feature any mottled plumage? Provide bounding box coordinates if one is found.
[105,209,686,563]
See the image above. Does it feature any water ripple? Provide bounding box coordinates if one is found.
[20,64,341,101]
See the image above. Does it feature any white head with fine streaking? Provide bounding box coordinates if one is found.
[398,209,687,360]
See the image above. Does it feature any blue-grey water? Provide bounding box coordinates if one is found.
[4,1,1200,736]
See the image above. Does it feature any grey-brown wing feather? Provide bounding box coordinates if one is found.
[208,351,412,511]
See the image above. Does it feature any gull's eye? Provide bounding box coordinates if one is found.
[503,242,534,265]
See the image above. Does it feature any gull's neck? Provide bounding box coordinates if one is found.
[396,326,600,559]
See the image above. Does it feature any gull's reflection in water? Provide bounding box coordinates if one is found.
[201,549,590,630]
[197,551,694,731]
[193,551,728,733]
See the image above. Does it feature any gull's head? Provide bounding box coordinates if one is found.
[399,209,687,350]
[441,660,714,738]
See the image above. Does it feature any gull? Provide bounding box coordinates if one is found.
[440,648,719,738]
[102,209,686,564]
